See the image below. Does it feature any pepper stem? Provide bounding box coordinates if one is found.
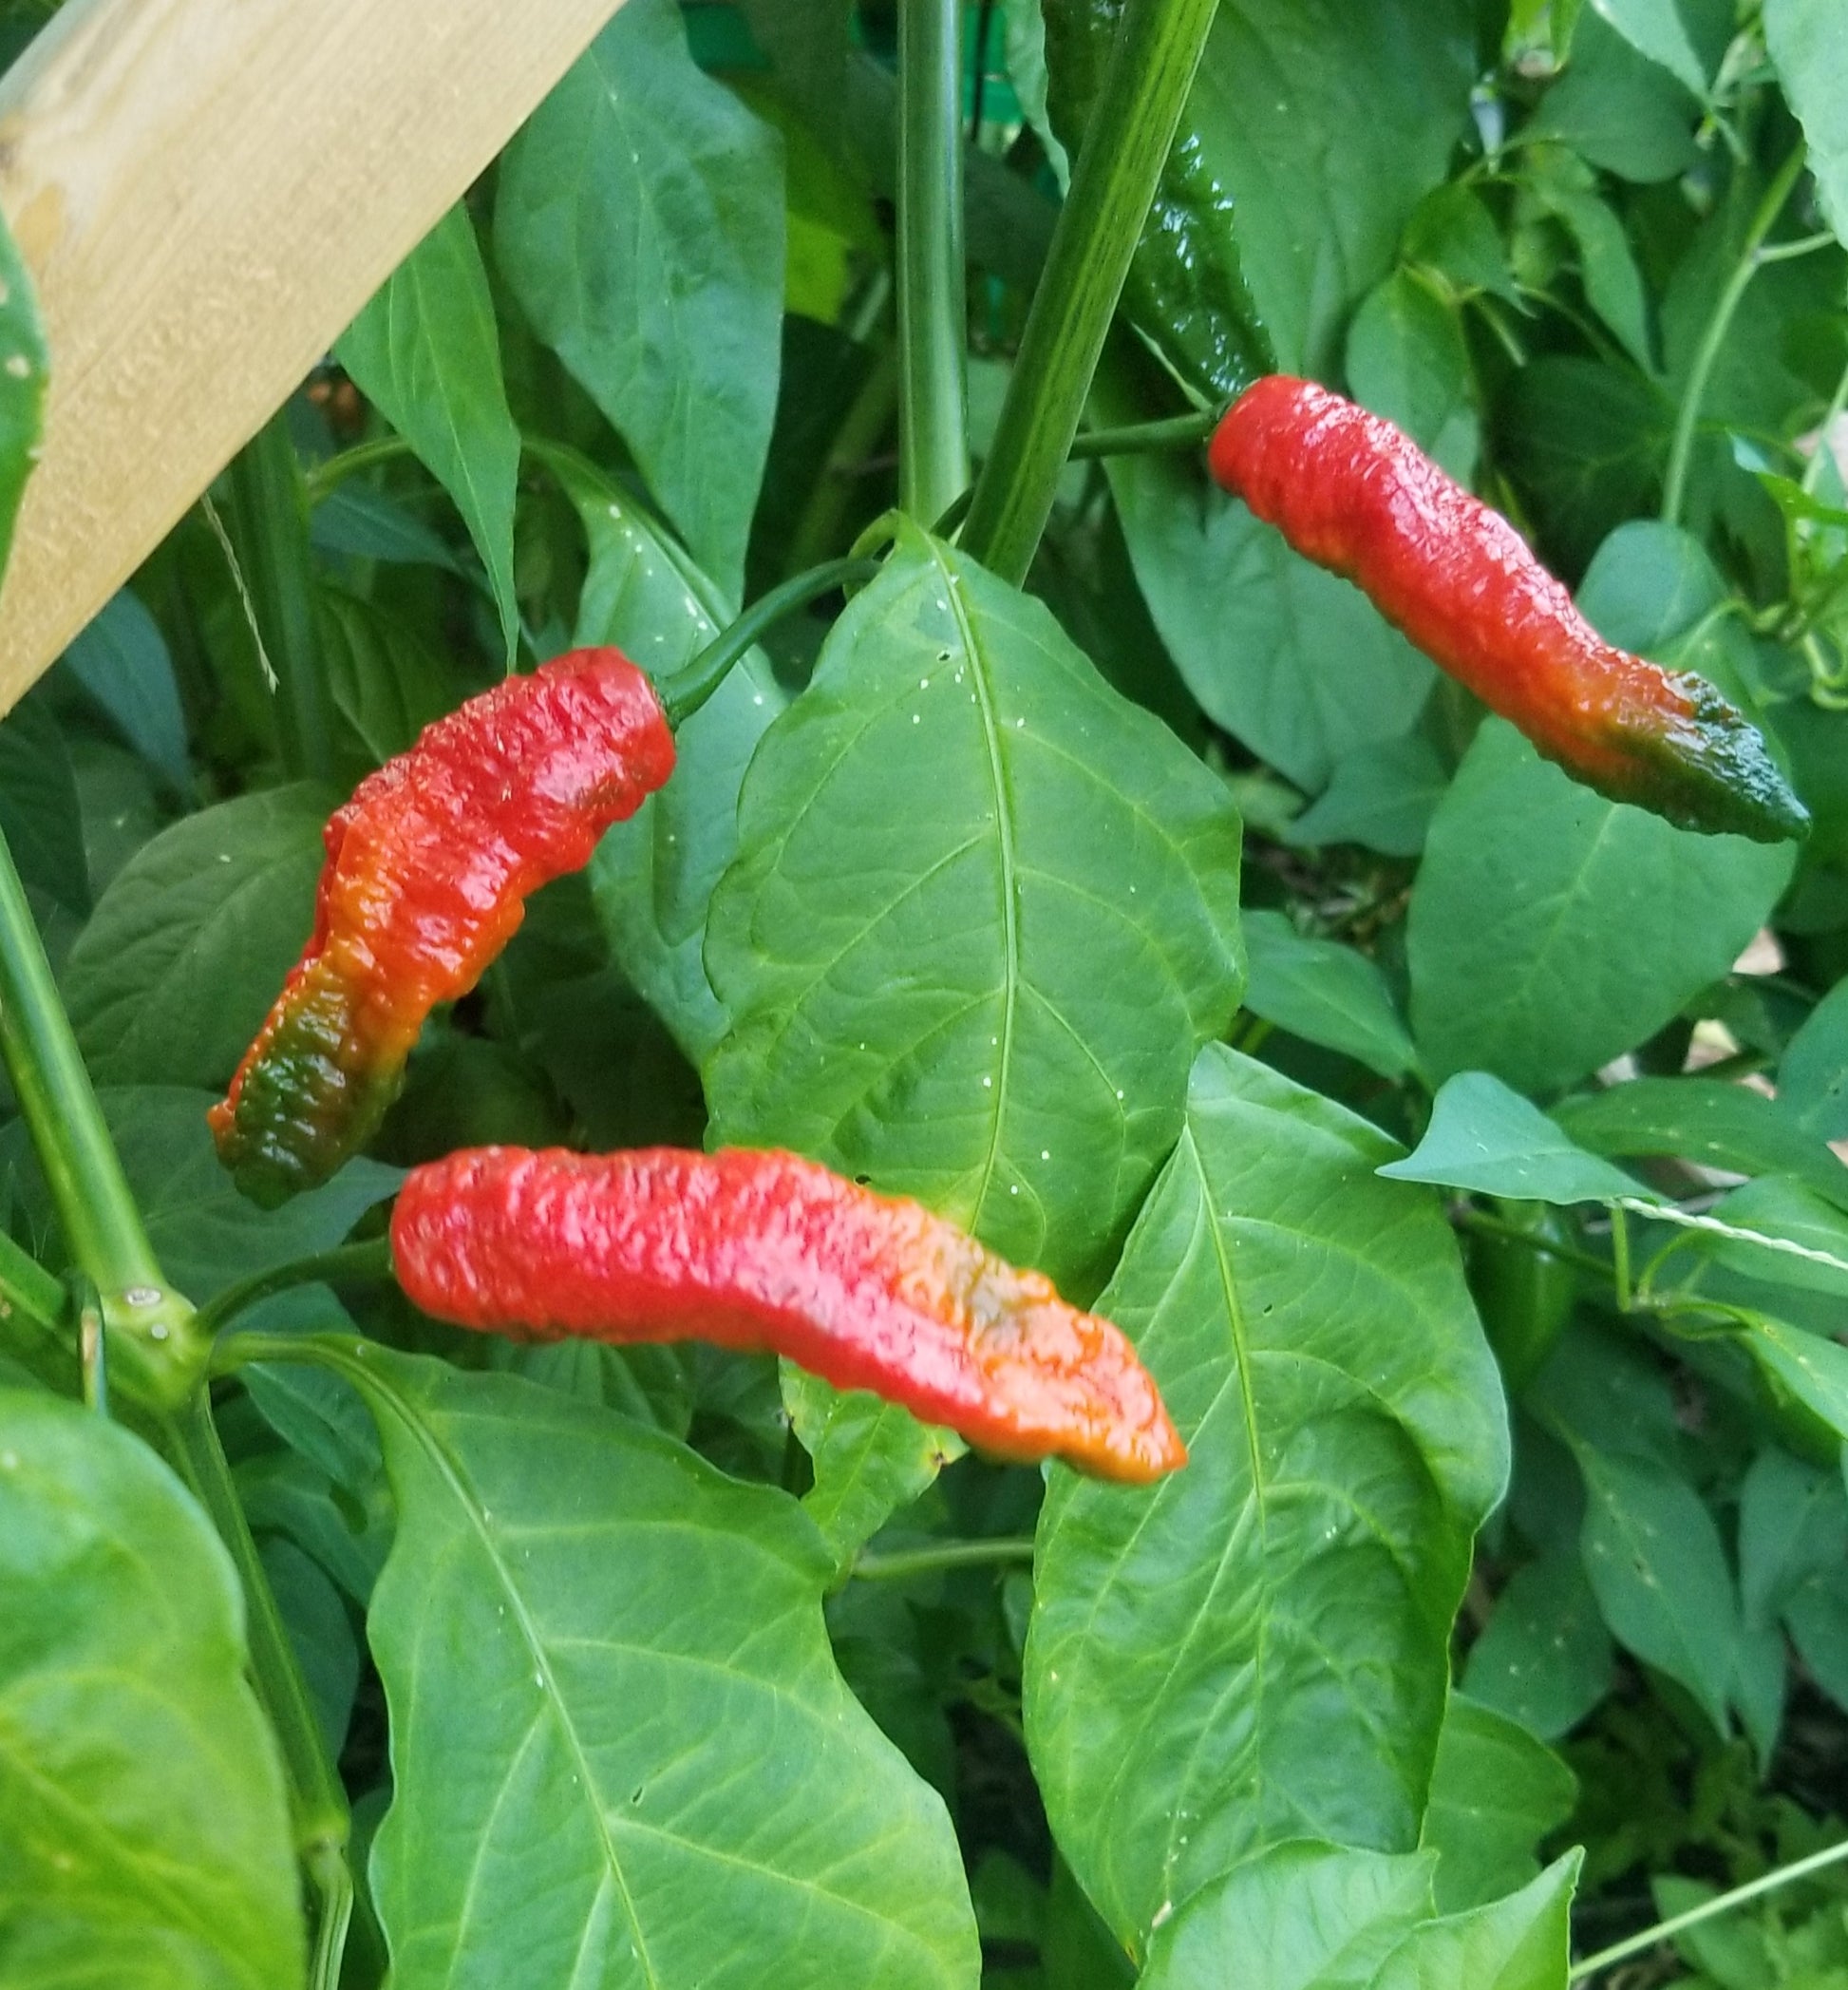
[656,556,884,727]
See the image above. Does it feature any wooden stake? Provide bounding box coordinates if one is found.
[0,0,630,711]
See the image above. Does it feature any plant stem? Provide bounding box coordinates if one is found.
[1662,145,1807,527]
[303,433,413,502]
[196,1239,396,1353]
[168,1390,352,1987]
[657,557,883,726]
[0,834,201,1401]
[226,409,335,784]
[896,0,970,524]
[1569,1836,1848,1981]
[852,1537,1037,1582]
[1610,1203,1633,1311]
[961,0,1221,583]
[1069,408,1220,459]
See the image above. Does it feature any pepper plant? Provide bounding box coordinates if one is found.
[6,2,1848,1987]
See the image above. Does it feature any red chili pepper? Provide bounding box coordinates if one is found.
[1209,376,1808,843]
[389,1145,1188,1485]
[211,650,675,1206]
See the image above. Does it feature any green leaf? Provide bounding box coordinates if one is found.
[1184,0,1477,379]
[706,525,1244,1295]
[1408,721,1791,1094]
[343,1348,979,1989]
[1106,445,1435,794]
[497,0,785,600]
[1379,1071,1645,1203]
[336,204,521,664]
[1586,0,1708,94]
[1737,1446,1846,1630]
[544,446,783,1063]
[1764,0,1848,245]
[1526,10,1700,183]
[1463,1547,1615,1742]
[1242,910,1418,1078]
[0,692,90,916]
[1283,736,1450,858]
[310,482,462,572]
[63,787,332,1091]
[1695,1176,1848,1299]
[0,1391,303,1988]
[0,1088,399,1300]
[1140,1842,1437,1990]
[1779,979,1848,1142]
[1419,1696,1578,1913]
[1738,1312,1848,1442]
[1369,1856,1579,1990]
[1538,187,1658,375]
[60,589,192,793]
[1575,1445,1739,1731]
[1025,1047,1507,1948]
[1403,184,1522,306]
[1346,271,1480,482]
[1551,1080,1848,1212]
[258,1534,359,1760]
[782,1367,964,1570]
[317,590,457,767]
[0,204,47,582]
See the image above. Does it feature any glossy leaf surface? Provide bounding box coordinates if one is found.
[349,1349,980,1990]
[0,1392,302,1989]
[707,524,1244,1295]
[1026,1047,1506,1948]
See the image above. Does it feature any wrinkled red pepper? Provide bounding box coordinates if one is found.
[211,650,675,1206]
[1209,376,1808,843]
[389,1145,1188,1484]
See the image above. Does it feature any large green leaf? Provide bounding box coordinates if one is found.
[1764,0,1848,245]
[1407,721,1790,1093]
[545,447,783,1063]
[0,1089,399,1300]
[1024,1047,1506,1950]
[1779,979,1848,1141]
[63,787,332,1091]
[336,204,521,664]
[337,1347,979,1989]
[1419,1696,1577,1913]
[0,1391,303,1988]
[497,0,784,600]
[1525,11,1701,184]
[1369,1857,1579,1990]
[1589,0,1709,94]
[706,524,1244,1295]
[1182,0,1476,379]
[61,589,192,794]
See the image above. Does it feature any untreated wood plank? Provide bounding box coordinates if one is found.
[0,0,631,711]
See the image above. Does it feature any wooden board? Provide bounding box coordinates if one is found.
[0,0,631,711]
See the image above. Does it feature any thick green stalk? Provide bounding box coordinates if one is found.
[0,834,200,1398]
[896,0,970,522]
[226,409,335,784]
[1069,407,1220,459]
[1662,145,1807,527]
[852,1538,1037,1582]
[195,1239,396,1351]
[961,0,1220,582]
[168,1391,352,1987]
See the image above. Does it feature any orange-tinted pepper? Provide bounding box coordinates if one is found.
[211,650,675,1206]
[389,1145,1188,1485]
[1209,376,1808,843]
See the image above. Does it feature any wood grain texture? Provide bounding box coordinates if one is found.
[0,0,631,711]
